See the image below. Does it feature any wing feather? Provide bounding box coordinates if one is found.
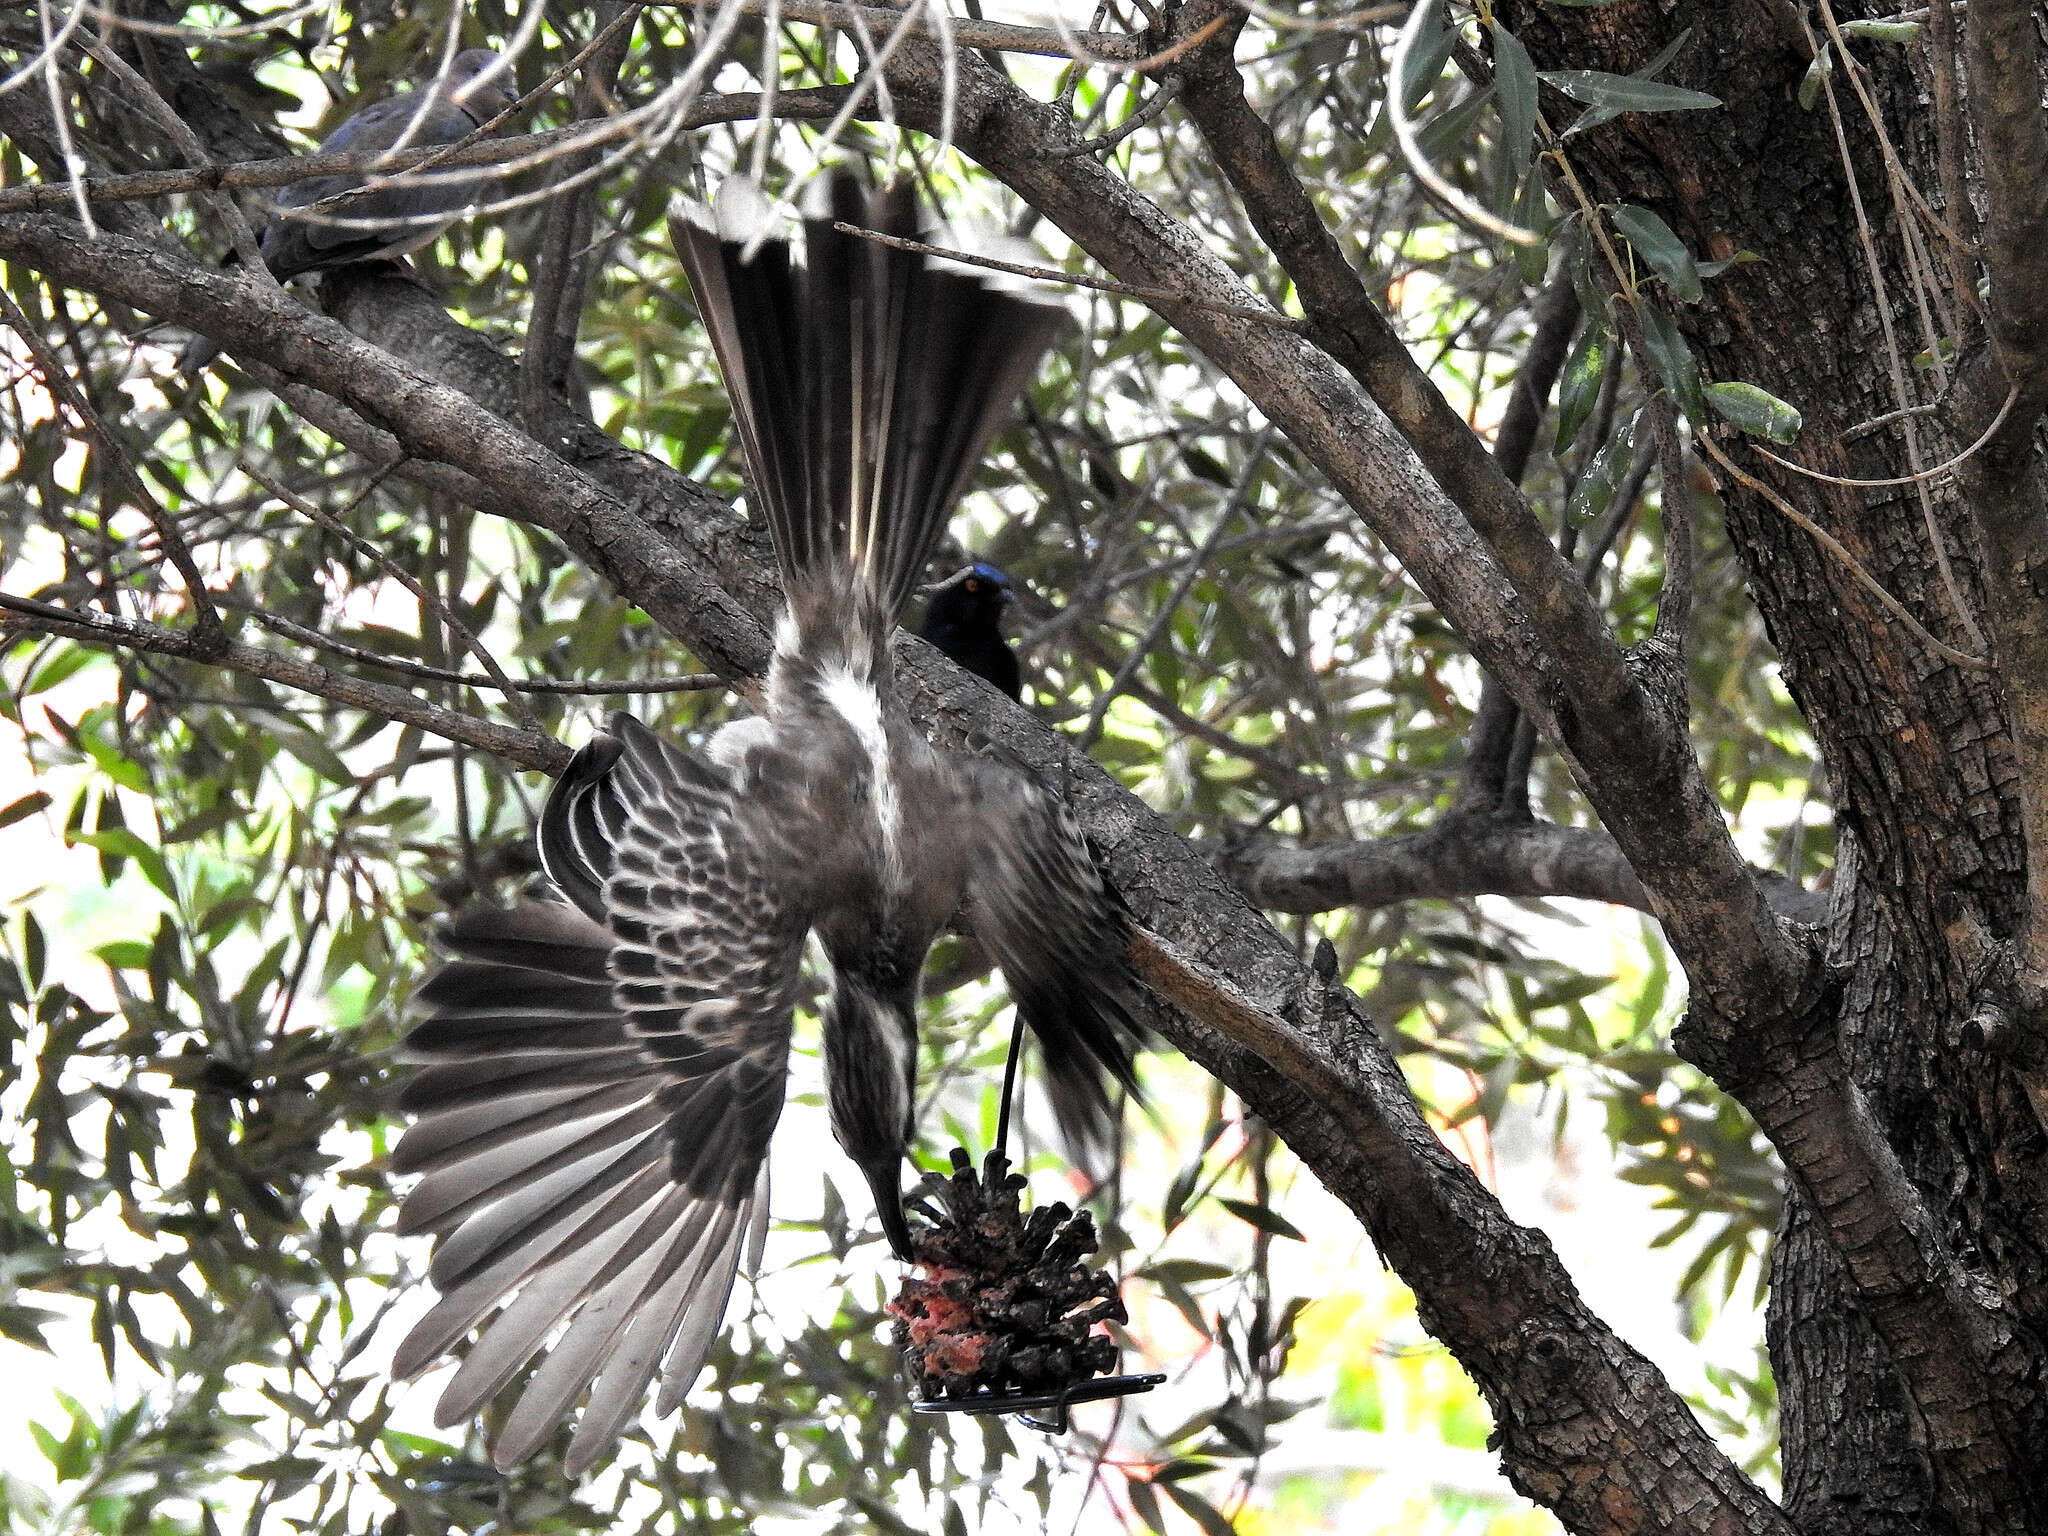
[392,716,806,1470]
[960,756,1148,1157]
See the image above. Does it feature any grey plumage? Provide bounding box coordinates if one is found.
[178,48,515,372]
[391,172,1144,1476]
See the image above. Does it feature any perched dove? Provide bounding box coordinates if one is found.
[178,48,516,372]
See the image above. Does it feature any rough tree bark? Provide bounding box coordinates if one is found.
[1486,4,2048,1534]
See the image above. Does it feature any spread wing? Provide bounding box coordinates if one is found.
[958,755,1147,1157]
[391,717,807,1476]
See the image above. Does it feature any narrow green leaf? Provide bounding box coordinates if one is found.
[1513,170,1554,283]
[1528,974,1617,1010]
[1161,1482,1238,1536]
[1798,43,1833,112]
[1561,216,1614,334]
[1399,0,1456,112]
[1554,327,1609,454]
[1609,205,1702,302]
[1493,25,1539,168]
[1558,26,1696,137]
[1538,70,1721,114]
[1153,1273,1214,1340]
[24,912,46,992]
[0,791,50,831]
[1141,1259,1236,1286]
[1638,305,1707,425]
[1697,250,1761,279]
[1417,83,1499,165]
[1566,420,1638,528]
[273,726,356,786]
[94,940,152,971]
[1128,1478,1168,1536]
[1635,26,1698,85]
[1706,381,1804,444]
[1843,19,1921,43]
[1217,1198,1305,1241]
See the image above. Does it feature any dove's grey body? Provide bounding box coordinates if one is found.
[178,49,514,372]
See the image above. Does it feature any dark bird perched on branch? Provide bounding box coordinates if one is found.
[178,48,516,373]
[920,562,1022,699]
[388,173,1147,1476]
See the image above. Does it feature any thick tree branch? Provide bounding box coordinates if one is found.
[1964,0,2048,384]
[898,643,1795,1536]
[1676,841,2038,1532]
[1217,820,1828,925]
[881,21,1810,1027]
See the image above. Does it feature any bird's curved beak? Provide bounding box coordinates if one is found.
[859,1155,917,1262]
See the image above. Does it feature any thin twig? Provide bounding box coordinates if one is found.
[520,3,642,427]
[393,3,647,187]
[1698,432,1990,671]
[1056,74,1183,158]
[0,282,226,654]
[1387,4,1544,249]
[829,221,1305,330]
[74,26,267,271]
[236,457,543,731]
[1075,433,1269,750]
[1843,392,1953,442]
[39,0,97,237]
[1756,385,2020,488]
[0,90,852,217]
[0,592,572,772]
[241,607,722,696]
[653,0,1228,70]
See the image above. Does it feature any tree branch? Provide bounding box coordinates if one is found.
[0,593,570,773]
[0,282,227,657]
[1674,846,2037,1526]
[0,212,776,684]
[1457,268,1579,816]
[890,12,1810,1024]
[519,3,640,428]
[0,91,853,218]
[1216,819,1828,925]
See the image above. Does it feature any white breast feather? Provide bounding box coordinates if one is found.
[820,666,902,883]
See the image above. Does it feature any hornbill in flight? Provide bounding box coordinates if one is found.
[389,173,1146,1475]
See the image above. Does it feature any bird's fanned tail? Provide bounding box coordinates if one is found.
[673,173,1070,642]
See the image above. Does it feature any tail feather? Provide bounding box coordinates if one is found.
[673,171,1069,637]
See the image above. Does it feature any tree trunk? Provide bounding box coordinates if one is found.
[1498,3,2048,1531]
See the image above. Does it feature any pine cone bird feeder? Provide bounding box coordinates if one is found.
[890,1148,1164,1431]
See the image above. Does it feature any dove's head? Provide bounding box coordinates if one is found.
[445,49,515,118]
